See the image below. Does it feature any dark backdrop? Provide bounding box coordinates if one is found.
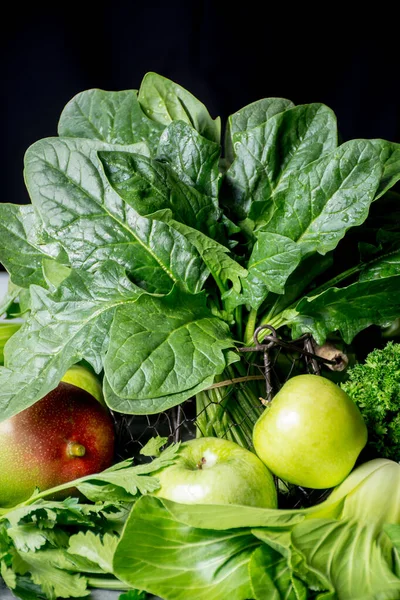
[3,1,400,206]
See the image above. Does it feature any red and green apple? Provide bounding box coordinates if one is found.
[0,382,115,507]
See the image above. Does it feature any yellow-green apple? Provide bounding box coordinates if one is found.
[253,374,367,489]
[0,382,115,507]
[153,437,277,507]
[61,365,105,405]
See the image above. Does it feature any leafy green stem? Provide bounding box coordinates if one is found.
[244,308,258,346]
[246,313,288,345]
[303,263,363,299]
[87,576,132,590]
[257,263,368,341]
[235,305,243,341]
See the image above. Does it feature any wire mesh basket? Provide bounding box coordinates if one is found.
[112,324,344,508]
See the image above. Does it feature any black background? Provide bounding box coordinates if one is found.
[2,2,400,206]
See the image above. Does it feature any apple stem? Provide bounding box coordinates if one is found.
[197,457,206,470]
[67,441,86,458]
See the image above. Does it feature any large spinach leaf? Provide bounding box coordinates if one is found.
[371,140,400,199]
[98,149,219,234]
[264,140,383,255]
[226,103,337,223]
[138,72,221,144]
[229,98,295,139]
[241,231,301,305]
[24,137,207,294]
[225,97,295,164]
[157,120,221,198]
[284,275,400,344]
[104,285,234,411]
[0,205,65,288]
[0,262,139,420]
[58,88,164,154]
[235,139,388,308]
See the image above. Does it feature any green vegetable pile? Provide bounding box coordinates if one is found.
[3,443,400,599]
[1,72,400,599]
[0,438,179,598]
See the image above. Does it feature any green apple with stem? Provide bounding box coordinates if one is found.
[153,437,277,507]
[253,374,368,489]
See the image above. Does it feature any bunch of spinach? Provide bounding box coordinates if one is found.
[0,72,399,445]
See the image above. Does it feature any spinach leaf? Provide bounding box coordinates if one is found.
[104,285,234,407]
[229,98,295,139]
[371,140,400,199]
[226,103,337,223]
[241,231,302,304]
[103,372,226,416]
[99,140,249,296]
[0,281,22,318]
[98,149,219,234]
[238,140,387,308]
[138,72,221,144]
[0,262,139,421]
[168,221,247,294]
[225,97,295,164]
[157,120,221,197]
[284,275,400,344]
[264,140,383,256]
[260,253,334,325]
[0,204,65,288]
[359,247,400,281]
[24,137,207,294]
[41,259,71,291]
[58,88,164,154]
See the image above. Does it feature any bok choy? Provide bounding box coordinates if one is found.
[114,458,400,599]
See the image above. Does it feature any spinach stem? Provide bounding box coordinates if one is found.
[244,308,258,346]
[304,264,362,298]
[235,305,243,341]
[253,313,288,343]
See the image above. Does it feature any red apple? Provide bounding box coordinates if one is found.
[0,382,115,507]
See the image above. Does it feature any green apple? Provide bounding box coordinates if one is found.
[61,365,105,406]
[253,374,367,489]
[153,437,277,508]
